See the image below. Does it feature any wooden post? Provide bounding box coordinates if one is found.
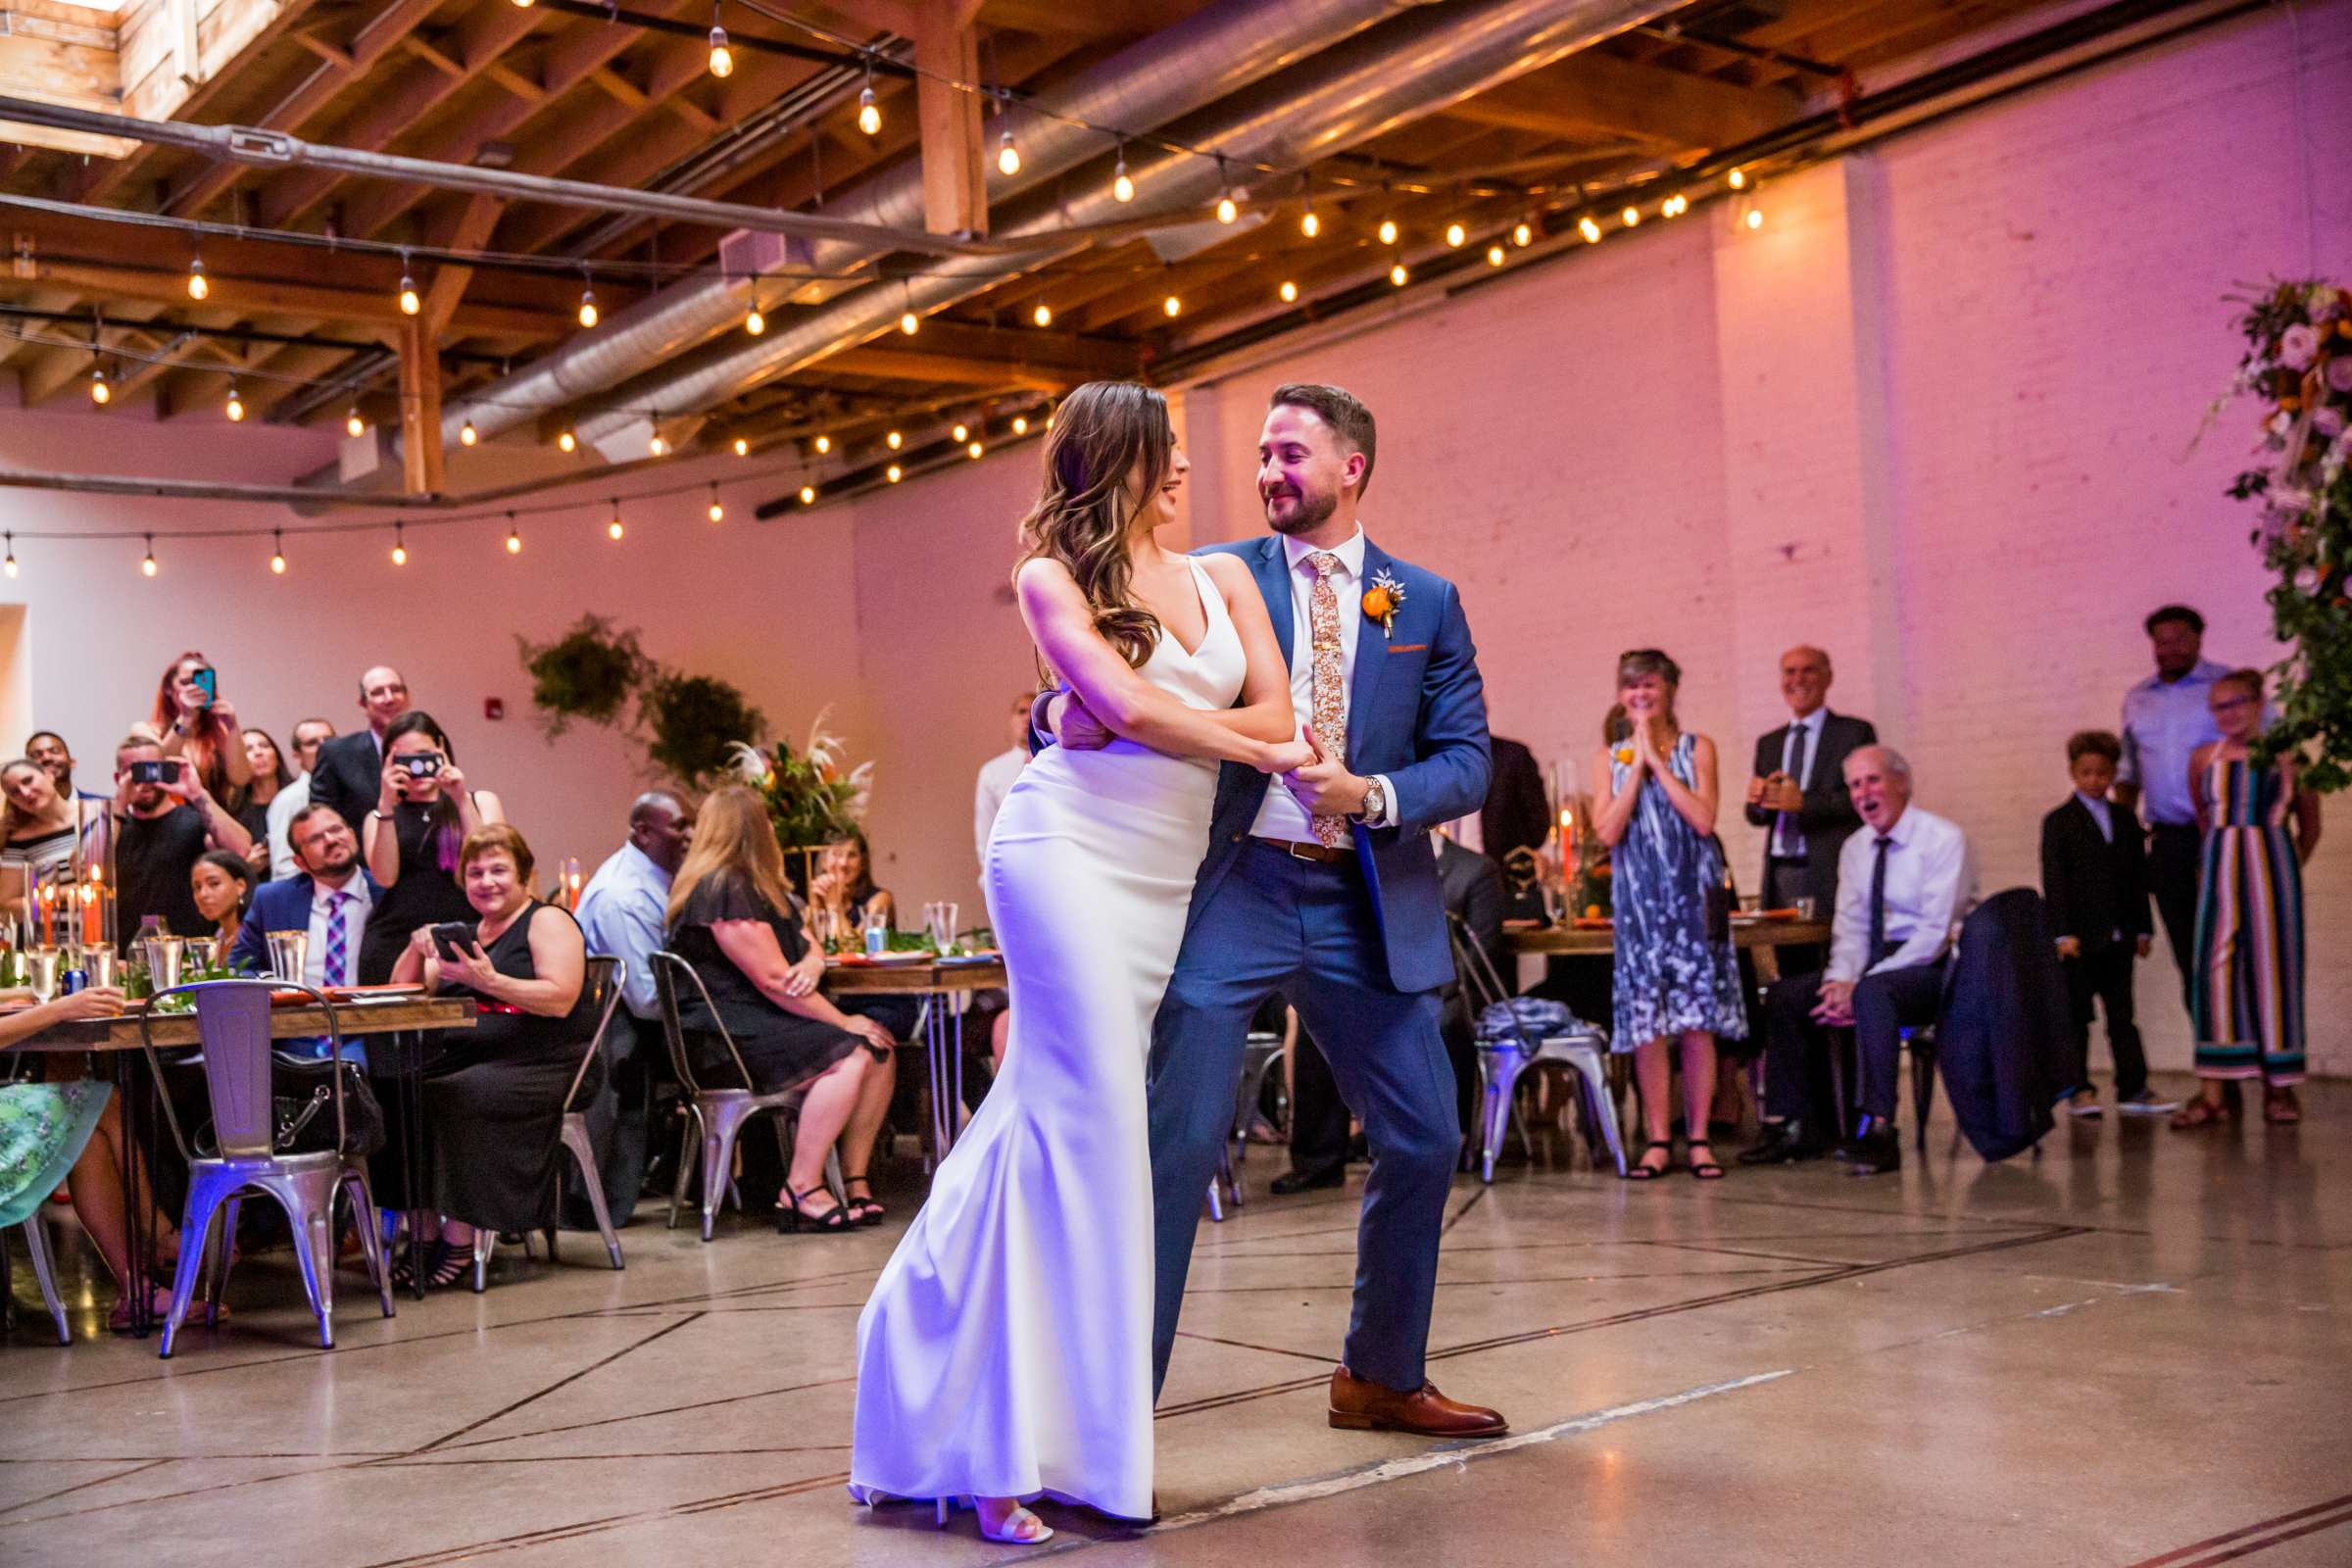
[913,0,987,237]
[396,318,444,495]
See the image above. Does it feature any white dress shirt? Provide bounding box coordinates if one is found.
[576,842,673,1020]
[1825,805,1975,983]
[1771,707,1828,858]
[306,870,374,990]
[267,773,313,882]
[1248,528,1400,841]
[973,747,1026,864]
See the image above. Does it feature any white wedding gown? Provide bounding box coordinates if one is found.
[851,558,1244,1522]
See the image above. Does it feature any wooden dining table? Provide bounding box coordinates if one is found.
[826,956,1006,1160]
[1505,916,1833,957]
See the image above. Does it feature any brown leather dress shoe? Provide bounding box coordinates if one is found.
[1327,1366,1507,1437]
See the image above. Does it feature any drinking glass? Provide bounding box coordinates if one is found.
[24,947,60,1003]
[926,902,959,955]
[143,935,186,994]
[265,930,309,986]
[1793,897,1818,920]
[82,948,118,989]
[808,906,838,955]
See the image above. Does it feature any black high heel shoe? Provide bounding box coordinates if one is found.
[778,1185,853,1234]
[841,1172,886,1227]
[1622,1140,1673,1180]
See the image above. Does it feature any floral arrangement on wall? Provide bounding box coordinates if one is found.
[2223,278,2352,793]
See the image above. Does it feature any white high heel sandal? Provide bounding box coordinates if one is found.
[942,1494,1055,1545]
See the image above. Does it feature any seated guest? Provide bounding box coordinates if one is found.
[24,730,109,804]
[388,824,595,1290]
[2041,731,2171,1117]
[0,757,86,912]
[309,665,413,833]
[575,791,695,1220]
[1743,746,1973,1176]
[188,850,253,961]
[809,830,897,938]
[666,786,892,1232]
[267,718,336,882]
[151,652,252,803]
[235,729,295,878]
[808,829,910,1218]
[357,710,502,984]
[101,734,254,940]
[228,808,379,1063]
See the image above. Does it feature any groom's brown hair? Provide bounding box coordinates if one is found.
[1269,383,1377,497]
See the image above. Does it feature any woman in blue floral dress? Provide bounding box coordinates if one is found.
[1591,651,1746,1180]
[2,986,178,1331]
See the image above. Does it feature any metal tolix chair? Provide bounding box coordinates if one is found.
[1,1205,74,1345]
[1450,915,1625,1180]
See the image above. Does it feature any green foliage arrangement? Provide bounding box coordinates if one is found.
[516,615,647,736]
[515,615,793,794]
[724,711,874,852]
[643,671,767,785]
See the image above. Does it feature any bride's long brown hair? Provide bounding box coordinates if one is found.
[1014,381,1175,670]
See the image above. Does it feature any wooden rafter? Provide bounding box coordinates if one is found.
[1442,51,1798,153]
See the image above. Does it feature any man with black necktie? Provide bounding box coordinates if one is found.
[1744,647,1876,970]
[1744,746,1973,1175]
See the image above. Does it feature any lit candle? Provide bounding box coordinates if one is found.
[82,875,101,947]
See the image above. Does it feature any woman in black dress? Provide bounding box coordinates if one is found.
[389,823,594,1289]
[358,710,504,984]
[666,786,892,1232]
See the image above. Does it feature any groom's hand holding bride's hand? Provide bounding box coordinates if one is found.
[1048,689,1115,753]
[1279,724,1367,812]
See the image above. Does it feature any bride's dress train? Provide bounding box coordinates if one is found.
[849,559,1244,1522]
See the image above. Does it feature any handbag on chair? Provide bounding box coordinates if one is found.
[195,1054,386,1158]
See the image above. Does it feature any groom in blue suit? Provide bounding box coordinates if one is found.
[1054,384,1501,1437]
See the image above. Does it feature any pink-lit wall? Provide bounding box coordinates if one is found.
[2,4,2343,1074]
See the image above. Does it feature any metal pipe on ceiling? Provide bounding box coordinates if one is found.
[428,0,1409,454]
[568,0,1685,447]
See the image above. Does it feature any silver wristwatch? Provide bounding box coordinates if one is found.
[1358,776,1386,823]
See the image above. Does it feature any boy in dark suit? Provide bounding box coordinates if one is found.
[2039,731,2175,1116]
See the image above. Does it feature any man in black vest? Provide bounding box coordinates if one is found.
[1744,645,1876,971]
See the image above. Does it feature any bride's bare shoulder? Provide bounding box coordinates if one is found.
[1014,555,1081,602]
[1195,551,1254,598]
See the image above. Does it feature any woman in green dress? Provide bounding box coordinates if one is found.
[2,986,181,1332]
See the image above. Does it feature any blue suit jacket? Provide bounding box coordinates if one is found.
[1191,534,1490,994]
[226,871,386,976]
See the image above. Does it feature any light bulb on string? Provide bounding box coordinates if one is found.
[1620,205,1641,228]
[1513,220,1534,247]
[346,406,366,438]
[886,429,903,450]
[270,530,286,575]
[1111,143,1134,204]
[141,535,158,577]
[707,4,731,77]
[390,523,408,566]
[745,301,765,335]
[899,281,918,335]
[459,418,478,447]
[512,0,532,8]
[732,436,750,457]
[186,254,209,300]
[708,485,725,523]
[1579,215,1602,244]
[649,431,669,457]
[1728,167,1747,190]
[224,382,244,421]
[1445,220,1466,248]
[952,423,969,443]
[1389,261,1408,287]
[88,365,109,405]
[1299,205,1320,239]
[1010,416,1029,435]
[608,499,625,541]
[1216,190,1238,224]
[4,533,17,579]
[1377,218,1398,246]
[814,433,832,455]
[886,464,903,483]
[1162,294,1181,318]
[1744,206,1763,230]
[577,283,599,328]
[506,514,522,554]
[1032,302,1052,327]
[557,428,576,453]
[1487,244,1505,267]
[967,440,983,460]
[397,250,419,316]
[997,129,1020,176]
[1279,279,1298,303]
[857,68,880,135]
[1663,192,1688,218]
[800,484,817,504]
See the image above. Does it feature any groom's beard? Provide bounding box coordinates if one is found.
[1263,484,1337,535]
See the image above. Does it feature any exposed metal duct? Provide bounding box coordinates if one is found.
[571,0,1683,447]
[431,0,1407,451]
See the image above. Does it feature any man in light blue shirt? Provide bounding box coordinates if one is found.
[570,791,693,1225]
[2113,605,2229,1010]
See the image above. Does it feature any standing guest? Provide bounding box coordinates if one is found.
[0,758,87,914]
[1743,645,1876,971]
[1480,735,1551,866]
[1591,651,1745,1181]
[574,791,694,1222]
[2114,606,2230,1008]
[1744,747,1973,1175]
[389,824,595,1290]
[266,718,337,882]
[187,850,253,961]
[24,731,109,804]
[356,711,501,984]
[973,691,1033,865]
[2172,669,2321,1129]
[102,736,253,940]
[309,666,413,833]
[150,652,252,803]
[227,807,380,1063]
[664,786,891,1233]
[2040,731,2171,1117]
[235,729,295,878]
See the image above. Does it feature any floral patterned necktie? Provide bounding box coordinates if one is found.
[1306,552,1348,848]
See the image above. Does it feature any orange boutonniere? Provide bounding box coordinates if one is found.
[1362,568,1406,638]
[1613,747,1635,764]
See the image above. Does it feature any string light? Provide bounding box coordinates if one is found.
[558,428,577,453]
[733,436,750,456]
[1487,244,1505,267]
[800,484,817,504]
[459,417,478,447]
[608,499,625,540]
[952,422,969,443]
[857,68,881,135]
[1162,294,1181,317]
[1299,204,1319,239]
[270,529,286,575]
[707,3,732,77]
[997,129,1020,176]
[186,254,208,301]
[1010,416,1028,435]
[967,440,983,459]
[886,463,903,483]
[1032,302,1053,327]
[506,513,522,553]
[397,250,420,316]
[1112,142,1135,203]
[346,406,366,437]
[141,534,157,576]
[1445,220,1466,248]
[389,523,407,566]
[900,281,918,335]
[1663,192,1689,218]
[1279,279,1298,303]
[1377,218,1398,246]
[745,301,765,335]
[223,382,244,421]
[88,365,109,405]
[648,431,669,457]
[707,484,725,522]
[814,433,832,455]
[577,282,599,328]
[1216,190,1239,224]
[4,533,16,578]
[512,0,532,8]
[1389,262,1407,287]
[1620,205,1641,227]
[1513,220,1534,247]
[1744,206,1764,229]
[1728,167,1748,190]
[1579,215,1602,243]
[886,429,903,450]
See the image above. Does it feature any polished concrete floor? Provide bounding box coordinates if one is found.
[4,1073,2348,1568]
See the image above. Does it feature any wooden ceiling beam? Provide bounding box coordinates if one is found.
[1442,50,1797,153]
[913,0,988,236]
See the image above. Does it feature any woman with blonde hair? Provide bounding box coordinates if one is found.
[851,381,1306,1541]
[664,785,891,1232]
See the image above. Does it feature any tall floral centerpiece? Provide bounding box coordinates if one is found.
[725,710,873,891]
[2223,279,2352,792]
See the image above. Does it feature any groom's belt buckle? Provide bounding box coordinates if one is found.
[1254,836,1348,865]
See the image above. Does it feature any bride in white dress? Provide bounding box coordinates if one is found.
[850,382,1306,1543]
